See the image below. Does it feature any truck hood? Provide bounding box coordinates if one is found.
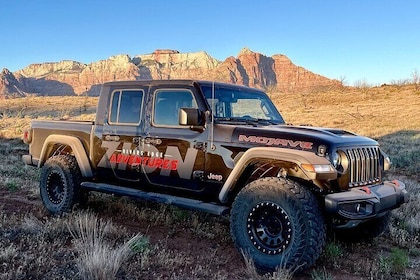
[230,124,378,153]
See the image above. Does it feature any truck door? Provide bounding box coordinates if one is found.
[143,86,207,191]
[96,87,148,182]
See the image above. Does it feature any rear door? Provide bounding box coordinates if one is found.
[96,87,147,182]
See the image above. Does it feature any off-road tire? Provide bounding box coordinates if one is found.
[230,177,326,273]
[40,155,82,214]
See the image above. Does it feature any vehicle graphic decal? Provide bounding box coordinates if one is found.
[238,134,313,150]
[98,141,198,179]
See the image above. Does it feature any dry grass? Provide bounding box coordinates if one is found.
[274,84,420,178]
[275,84,420,138]
[0,212,77,279]
[242,251,294,280]
[0,84,419,279]
[67,212,149,280]
[390,178,420,247]
[0,96,97,138]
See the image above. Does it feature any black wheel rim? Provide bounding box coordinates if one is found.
[46,170,66,204]
[247,202,293,255]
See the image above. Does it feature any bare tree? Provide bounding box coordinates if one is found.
[412,69,419,91]
[354,78,371,97]
[339,75,347,93]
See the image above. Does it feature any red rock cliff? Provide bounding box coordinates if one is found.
[1,48,340,98]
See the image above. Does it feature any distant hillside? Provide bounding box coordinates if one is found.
[0,69,27,98]
[0,48,340,98]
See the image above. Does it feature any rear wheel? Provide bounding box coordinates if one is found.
[230,177,326,273]
[40,155,82,214]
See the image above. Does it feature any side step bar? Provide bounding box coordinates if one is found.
[80,182,230,216]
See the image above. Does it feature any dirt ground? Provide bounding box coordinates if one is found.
[0,185,418,280]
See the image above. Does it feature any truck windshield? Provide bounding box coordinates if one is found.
[201,84,285,124]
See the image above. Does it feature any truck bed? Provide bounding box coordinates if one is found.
[26,119,94,167]
[31,119,94,132]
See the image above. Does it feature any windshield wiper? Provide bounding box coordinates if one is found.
[215,117,280,125]
[215,117,249,124]
[256,119,282,125]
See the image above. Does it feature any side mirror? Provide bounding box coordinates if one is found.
[179,108,202,126]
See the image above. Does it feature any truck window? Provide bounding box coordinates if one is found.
[153,89,198,126]
[201,85,285,123]
[109,89,144,124]
[231,99,267,119]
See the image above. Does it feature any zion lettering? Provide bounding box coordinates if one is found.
[97,141,198,179]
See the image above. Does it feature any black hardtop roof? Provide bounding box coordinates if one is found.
[102,79,264,92]
[103,79,195,87]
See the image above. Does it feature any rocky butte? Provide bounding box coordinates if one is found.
[0,68,27,98]
[0,48,340,98]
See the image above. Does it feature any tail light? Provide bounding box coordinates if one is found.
[23,128,32,144]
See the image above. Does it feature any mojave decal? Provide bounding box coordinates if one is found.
[238,134,313,150]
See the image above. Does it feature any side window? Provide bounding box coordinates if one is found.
[153,89,198,126]
[109,90,144,124]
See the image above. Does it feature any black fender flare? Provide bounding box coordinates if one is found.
[38,134,93,178]
[218,147,337,203]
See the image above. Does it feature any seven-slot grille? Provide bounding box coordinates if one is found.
[345,147,381,187]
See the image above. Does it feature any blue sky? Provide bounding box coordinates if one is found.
[1,0,419,86]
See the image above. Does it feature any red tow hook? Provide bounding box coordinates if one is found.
[391,180,400,187]
[360,186,371,194]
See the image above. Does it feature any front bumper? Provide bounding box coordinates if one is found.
[325,180,407,227]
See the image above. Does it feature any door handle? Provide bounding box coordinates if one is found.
[104,134,120,141]
[140,137,162,145]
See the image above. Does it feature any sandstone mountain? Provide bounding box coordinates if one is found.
[0,68,27,98]
[0,48,340,98]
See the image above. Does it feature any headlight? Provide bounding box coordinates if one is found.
[329,150,349,174]
[381,151,392,171]
[330,151,339,167]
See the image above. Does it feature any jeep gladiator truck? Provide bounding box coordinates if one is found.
[22,80,407,272]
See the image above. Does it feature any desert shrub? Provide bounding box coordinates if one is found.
[241,251,294,280]
[392,150,420,174]
[378,131,420,176]
[0,213,77,279]
[67,211,148,280]
[311,267,334,280]
[390,179,420,247]
[389,248,409,273]
[409,247,420,257]
[5,179,18,192]
[320,241,344,269]
[0,244,18,262]
[377,248,409,277]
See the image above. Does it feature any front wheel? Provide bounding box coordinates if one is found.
[39,155,82,214]
[230,177,326,273]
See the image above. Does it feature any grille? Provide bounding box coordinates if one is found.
[345,147,381,187]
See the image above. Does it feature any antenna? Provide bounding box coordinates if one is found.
[210,81,216,150]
